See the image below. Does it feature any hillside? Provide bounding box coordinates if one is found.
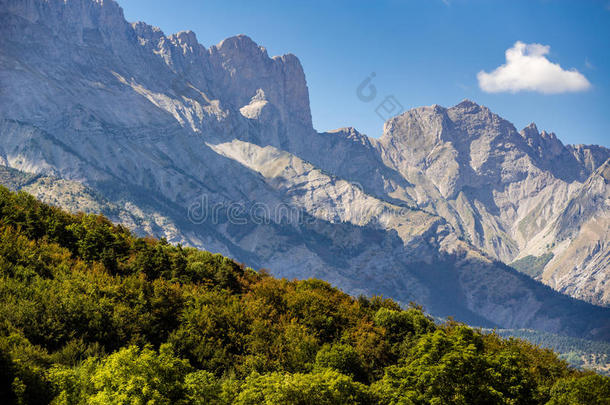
[0,186,608,404]
[487,328,610,377]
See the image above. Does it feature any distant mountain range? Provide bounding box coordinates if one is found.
[1,0,609,340]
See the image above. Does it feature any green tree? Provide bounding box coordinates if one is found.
[183,370,222,404]
[0,186,608,405]
[314,343,366,382]
[373,325,535,404]
[235,369,376,405]
[547,373,610,405]
[55,344,193,404]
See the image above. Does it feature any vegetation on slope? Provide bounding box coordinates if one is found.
[490,329,610,376]
[510,253,555,278]
[0,186,609,404]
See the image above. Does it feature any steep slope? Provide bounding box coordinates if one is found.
[376,102,609,305]
[539,160,610,306]
[1,0,609,338]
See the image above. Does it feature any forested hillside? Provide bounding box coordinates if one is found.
[0,186,609,404]
[490,329,610,377]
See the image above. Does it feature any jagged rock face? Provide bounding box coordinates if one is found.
[541,161,610,306]
[1,0,610,339]
[568,144,610,175]
[378,102,609,302]
[0,0,312,144]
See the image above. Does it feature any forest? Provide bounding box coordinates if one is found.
[0,186,608,404]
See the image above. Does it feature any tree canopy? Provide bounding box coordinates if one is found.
[0,186,608,404]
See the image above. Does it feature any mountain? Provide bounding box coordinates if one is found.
[1,0,609,340]
[376,103,610,307]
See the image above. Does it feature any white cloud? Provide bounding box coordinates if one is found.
[477,41,591,94]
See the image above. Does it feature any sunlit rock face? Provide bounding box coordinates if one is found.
[1,0,609,339]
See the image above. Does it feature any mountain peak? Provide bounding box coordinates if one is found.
[520,123,562,146]
[521,122,540,140]
[540,130,559,141]
[214,34,266,56]
[206,34,311,131]
[524,122,539,132]
[132,21,165,41]
[169,30,200,48]
[449,100,495,118]
[454,99,481,109]
[430,104,447,113]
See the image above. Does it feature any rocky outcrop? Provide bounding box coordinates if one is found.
[540,159,610,306]
[568,144,610,176]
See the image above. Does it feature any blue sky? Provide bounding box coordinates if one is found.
[119,0,610,147]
